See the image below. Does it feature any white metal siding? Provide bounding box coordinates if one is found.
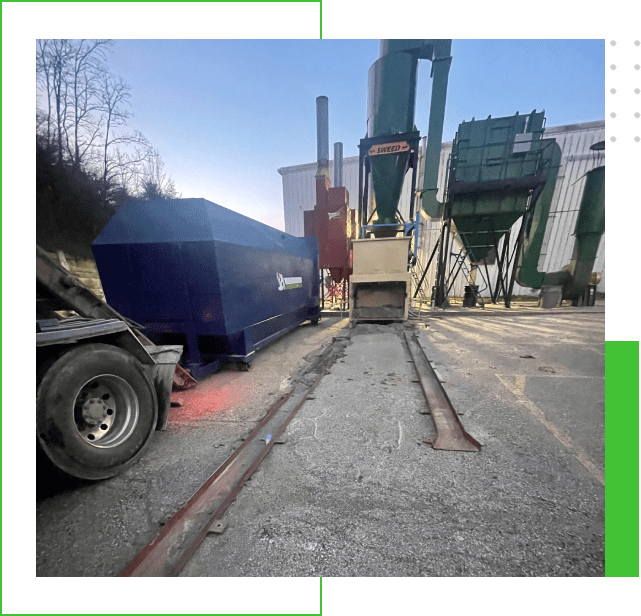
[278,120,605,298]
[279,159,361,236]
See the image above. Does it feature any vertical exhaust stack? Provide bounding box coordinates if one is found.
[305,97,355,296]
[316,96,330,180]
[334,142,344,187]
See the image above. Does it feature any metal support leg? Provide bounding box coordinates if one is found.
[484,260,494,303]
[434,217,452,307]
[493,237,510,306]
[413,238,440,299]
[446,250,468,295]
[506,217,526,303]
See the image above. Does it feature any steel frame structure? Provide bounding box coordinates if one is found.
[357,130,422,264]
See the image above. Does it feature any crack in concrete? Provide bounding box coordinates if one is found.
[295,409,329,443]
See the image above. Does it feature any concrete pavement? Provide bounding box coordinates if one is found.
[181,310,604,576]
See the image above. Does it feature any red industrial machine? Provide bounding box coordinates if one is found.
[304,96,357,308]
[304,172,356,285]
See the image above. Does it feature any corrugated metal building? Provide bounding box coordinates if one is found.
[278,120,605,298]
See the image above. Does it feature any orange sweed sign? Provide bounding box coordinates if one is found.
[368,141,410,156]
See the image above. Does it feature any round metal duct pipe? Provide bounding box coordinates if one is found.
[316,96,329,179]
[334,142,344,187]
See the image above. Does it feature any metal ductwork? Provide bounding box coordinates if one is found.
[566,165,605,298]
[366,39,452,225]
[537,163,605,303]
[316,96,330,179]
[334,142,344,187]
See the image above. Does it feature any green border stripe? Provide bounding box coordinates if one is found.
[605,341,639,576]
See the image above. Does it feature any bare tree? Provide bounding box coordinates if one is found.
[36,108,49,143]
[36,39,112,168]
[37,39,73,164]
[97,73,157,200]
[100,73,131,186]
[36,40,54,147]
[137,150,179,200]
[68,39,112,171]
[102,132,154,203]
[36,39,180,210]
[107,148,142,196]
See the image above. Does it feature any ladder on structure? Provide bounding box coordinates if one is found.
[410,253,432,318]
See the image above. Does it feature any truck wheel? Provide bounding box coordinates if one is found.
[36,343,158,480]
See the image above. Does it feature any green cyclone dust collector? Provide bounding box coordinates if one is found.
[350,39,452,322]
[363,39,452,233]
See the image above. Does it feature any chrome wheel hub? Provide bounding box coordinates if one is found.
[74,374,139,448]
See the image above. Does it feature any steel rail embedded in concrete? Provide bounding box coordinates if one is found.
[118,339,342,577]
[404,329,481,451]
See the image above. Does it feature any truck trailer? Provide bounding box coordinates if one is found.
[36,245,183,480]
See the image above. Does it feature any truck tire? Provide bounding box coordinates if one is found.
[37,343,158,480]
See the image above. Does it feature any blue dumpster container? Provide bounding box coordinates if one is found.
[93,198,320,378]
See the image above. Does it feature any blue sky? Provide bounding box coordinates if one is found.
[105,39,605,230]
